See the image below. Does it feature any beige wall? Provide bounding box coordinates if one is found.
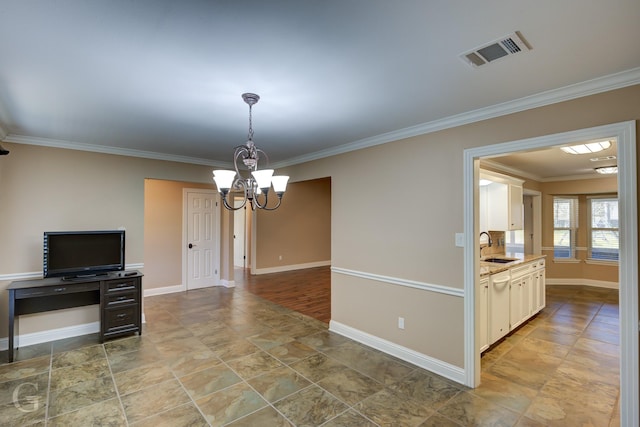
[255,177,331,269]
[282,84,640,369]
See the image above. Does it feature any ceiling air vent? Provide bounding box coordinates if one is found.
[461,32,530,68]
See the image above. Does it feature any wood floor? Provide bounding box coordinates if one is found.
[234,266,331,323]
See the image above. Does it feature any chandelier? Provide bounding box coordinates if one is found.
[213,93,289,211]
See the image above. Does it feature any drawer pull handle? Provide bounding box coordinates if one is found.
[54,287,66,292]
[117,296,128,301]
[116,313,127,319]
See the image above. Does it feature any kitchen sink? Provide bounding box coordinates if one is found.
[483,258,517,264]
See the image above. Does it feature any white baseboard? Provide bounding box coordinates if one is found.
[0,321,100,351]
[252,260,331,275]
[143,284,185,297]
[546,278,619,289]
[143,280,237,297]
[329,320,465,385]
[0,314,147,352]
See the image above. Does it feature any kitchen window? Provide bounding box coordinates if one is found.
[553,196,578,259]
[588,196,619,261]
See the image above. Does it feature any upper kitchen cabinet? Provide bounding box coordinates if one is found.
[479,170,524,231]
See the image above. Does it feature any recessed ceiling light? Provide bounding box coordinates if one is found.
[561,140,611,155]
[590,155,617,162]
[595,166,618,174]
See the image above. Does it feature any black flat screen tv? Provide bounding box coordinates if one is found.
[43,230,125,279]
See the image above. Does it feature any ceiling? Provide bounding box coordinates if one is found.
[0,0,639,170]
[482,140,619,181]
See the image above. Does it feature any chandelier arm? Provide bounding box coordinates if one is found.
[255,148,270,167]
[258,195,284,211]
[252,190,268,210]
[221,190,248,211]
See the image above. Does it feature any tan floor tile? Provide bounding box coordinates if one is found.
[48,376,117,418]
[0,356,50,382]
[225,350,282,379]
[437,391,520,426]
[573,337,619,358]
[51,344,106,369]
[166,349,220,377]
[274,385,349,426]
[113,361,174,396]
[265,340,317,364]
[318,368,383,405]
[196,382,268,427]
[121,379,191,424]
[179,362,242,399]
[50,357,111,390]
[248,366,311,403]
[473,372,537,413]
[225,405,293,427]
[130,402,208,427]
[355,388,432,426]
[48,397,126,426]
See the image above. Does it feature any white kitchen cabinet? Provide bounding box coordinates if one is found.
[482,257,546,352]
[489,270,510,344]
[531,258,546,313]
[510,263,533,329]
[480,170,524,231]
[478,276,490,353]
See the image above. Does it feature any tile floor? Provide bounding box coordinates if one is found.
[0,283,620,426]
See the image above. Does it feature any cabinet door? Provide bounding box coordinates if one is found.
[479,278,490,352]
[509,277,522,330]
[489,272,510,344]
[509,184,523,230]
[521,274,532,321]
[538,268,546,311]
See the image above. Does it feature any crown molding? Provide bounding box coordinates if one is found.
[274,67,640,168]
[481,158,618,183]
[4,134,230,168]
[480,159,540,181]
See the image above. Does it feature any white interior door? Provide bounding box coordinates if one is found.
[186,190,219,290]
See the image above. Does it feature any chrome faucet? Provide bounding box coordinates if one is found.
[479,231,493,257]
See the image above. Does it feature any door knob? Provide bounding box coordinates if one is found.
[188,243,194,249]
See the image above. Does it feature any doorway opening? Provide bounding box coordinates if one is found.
[463,121,637,425]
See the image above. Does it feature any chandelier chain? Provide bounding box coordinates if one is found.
[247,104,254,141]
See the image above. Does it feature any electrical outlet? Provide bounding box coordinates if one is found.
[278,255,283,261]
[398,317,405,329]
[455,233,464,247]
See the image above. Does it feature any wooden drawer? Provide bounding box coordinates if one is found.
[105,278,138,293]
[15,282,99,299]
[104,305,139,333]
[105,290,138,306]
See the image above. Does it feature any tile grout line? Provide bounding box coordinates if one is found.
[102,343,130,427]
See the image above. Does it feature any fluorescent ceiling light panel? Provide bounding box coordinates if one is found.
[560,140,611,154]
[595,166,618,174]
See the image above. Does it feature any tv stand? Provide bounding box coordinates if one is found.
[7,271,143,362]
